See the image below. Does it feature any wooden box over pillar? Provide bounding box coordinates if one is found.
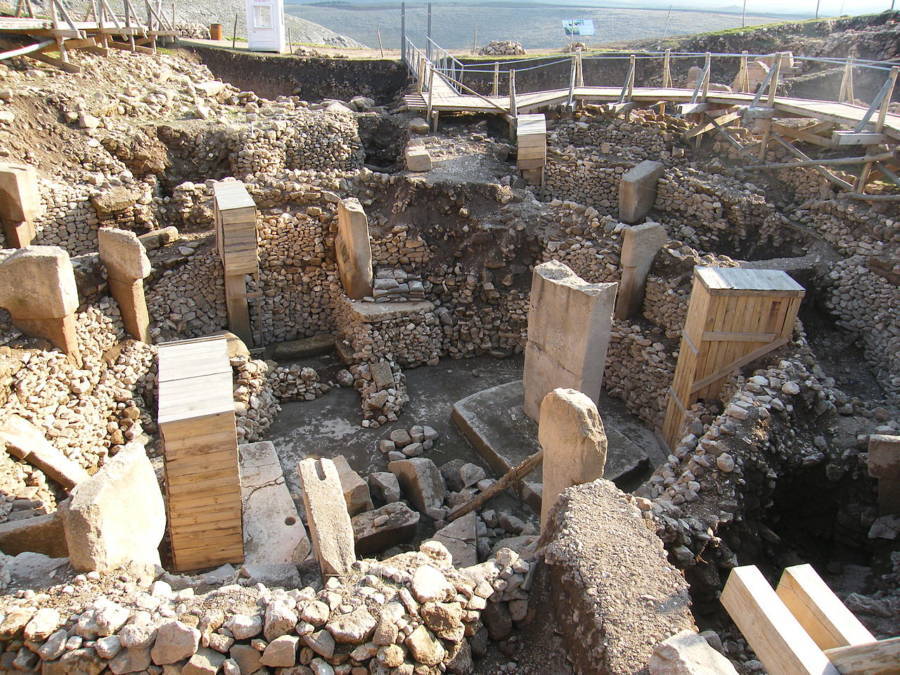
[662,267,804,448]
[516,113,546,186]
[158,335,244,572]
[213,180,258,346]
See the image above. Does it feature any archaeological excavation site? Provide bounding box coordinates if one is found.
[0,3,898,674]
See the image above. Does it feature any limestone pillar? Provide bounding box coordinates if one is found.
[0,246,79,359]
[335,198,373,300]
[868,435,900,514]
[0,163,40,248]
[298,458,356,578]
[538,388,607,530]
[522,260,617,421]
[98,227,152,342]
[614,221,668,320]
[618,160,664,225]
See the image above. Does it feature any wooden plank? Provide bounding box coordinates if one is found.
[721,566,838,675]
[684,110,742,140]
[678,102,710,115]
[517,146,546,161]
[832,131,886,146]
[772,122,834,148]
[517,157,545,170]
[25,50,81,73]
[824,637,900,674]
[776,564,874,651]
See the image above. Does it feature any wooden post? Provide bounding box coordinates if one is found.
[627,54,635,100]
[739,50,750,92]
[426,64,434,122]
[839,57,855,103]
[509,68,517,119]
[658,49,671,115]
[232,13,238,49]
[400,1,406,65]
[492,62,499,97]
[701,52,711,101]
[416,55,425,93]
[566,54,577,109]
[426,2,432,60]
[854,66,897,194]
[472,28,477,55]
[576,51,583,87]
[376,28,384,58]
[756,52,782,161]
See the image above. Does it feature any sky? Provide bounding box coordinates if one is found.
[555,0,897,15]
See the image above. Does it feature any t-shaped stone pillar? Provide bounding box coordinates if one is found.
[538,388,607,531]
[618,160,664,225]
[868,435,900,514]
[0,163,40,248]
[522,260,617,421]
[335,198,373,300]
[98,228,152,342]
[614,221,668,320]
[0,246,79,358]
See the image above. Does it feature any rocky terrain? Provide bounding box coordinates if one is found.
[0,9,897,675]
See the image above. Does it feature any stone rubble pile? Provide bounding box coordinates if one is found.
[477,41,526,56]
[0,539,536,675]
[268,364,332,402]
[377,425,440,461]
[350,360,409,428]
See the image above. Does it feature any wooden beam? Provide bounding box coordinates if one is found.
[776,565,874,651]
[824,637,900,674]
[721,566,839,675]
[607,102,636,116]
[107,40,153,55]
[772,122,834,148]
[678,102,710,116]
[832,131,887,146]
[688,335,790,394]
[25,50,81,73]
[684,110,742,140]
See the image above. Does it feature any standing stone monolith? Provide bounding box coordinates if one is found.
[619,160,665,224]
[335,198,373,300]
[0,162,40,248]
[614,221,668,320]
[98,227,152,342]
[522,261,617,421]
[538,388,607,530]
[0,246,79,359]
[297,458,355,578]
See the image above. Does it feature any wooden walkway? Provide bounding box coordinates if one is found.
[405,85,900,143]
[0,0,178,71]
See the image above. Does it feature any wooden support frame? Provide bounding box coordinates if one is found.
[509,68,517,119]
[772,121,834,148]
[766,134,856,191]
[662,267,804,448]
[722,566,839,675]
[724,564,899,675]
[618,54,635,104]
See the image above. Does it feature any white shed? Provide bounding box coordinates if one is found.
[246,0,286,53]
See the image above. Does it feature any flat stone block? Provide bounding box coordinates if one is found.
[271,334,335,360]
[346,299,435,323]
[406,147,432,172]
[59,443,165,572]
[0,512,67,558]
[332,455,373,516]
[240,441,310,568]
[352,502,419,555]
[0,163,40,223]
[868,435,900,480]
[452,380,656,514]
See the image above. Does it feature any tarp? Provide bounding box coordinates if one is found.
[562,19,595,37]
